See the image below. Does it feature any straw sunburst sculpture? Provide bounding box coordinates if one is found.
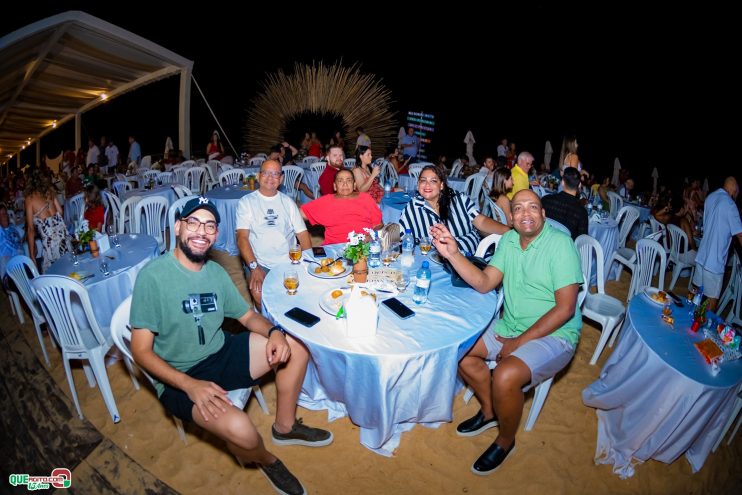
[245,62,397,158]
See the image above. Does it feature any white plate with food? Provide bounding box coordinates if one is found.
[306,258,350,279]
[318,287,379,316]
[644,287,669,306]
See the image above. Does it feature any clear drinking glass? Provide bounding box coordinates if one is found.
[419,236,432,256]
[284,270,299,295]
[288,239,301,264]
[107,225,121,248]
[99,259,110,276]
[382,249,393,267]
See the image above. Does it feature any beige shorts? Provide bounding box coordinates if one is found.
[482,328,575,391]
[692,264,723,298]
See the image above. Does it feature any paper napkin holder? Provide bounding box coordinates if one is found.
[345,285,378,339]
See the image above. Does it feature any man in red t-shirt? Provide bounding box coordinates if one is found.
[318,145,344,196]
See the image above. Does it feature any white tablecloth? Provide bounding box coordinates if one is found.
[46,234,159,326]
[205,185,254,256]
[588,218,619,285]
[261,246,499,455]
[582,295,742,478]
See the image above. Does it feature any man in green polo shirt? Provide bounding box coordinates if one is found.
[431,189,583,476]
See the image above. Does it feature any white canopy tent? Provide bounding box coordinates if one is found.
[464,130,476,165]
[0,10,194,168]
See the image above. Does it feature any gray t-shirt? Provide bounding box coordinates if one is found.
[130,252,250,395]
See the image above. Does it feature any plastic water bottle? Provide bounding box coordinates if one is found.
[694,286,705,306]
[401,228,415,269]
[412,261,432,304]
[384,182,391,198]
[368,231,381,268]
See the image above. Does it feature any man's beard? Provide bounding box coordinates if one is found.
[178,237,209,263]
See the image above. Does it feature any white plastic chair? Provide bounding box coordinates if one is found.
[712,385,742,452]
[407,163,424,177]
[172,167,188,186]
[380,161,398,189]
[482,196,507,225]
[6,255,54,365]
[449,159,463,178]
[220,163,234,172]
[606,191,624,220]
[110,296,269,443]
[463,173,486,206]
[111,181,132,198]
[140,155,152,169]
[607,206,641,282]
[249,156,266,167]
[718,252,740,321]
[282,165,304,200]
[255,153,268,159]
[532,185,547,198]
[475,233,501,261]
[167,195,198,251]
[133,196,168,252]
[667,224,697,290]
[302,156,319,165]
[65,192,85,225]
[157,171,174,185]
[309,162,328,197]
[219,168,246,186]
[101,190,121,233]
[648,216,670,255]
[31,275,137,423]
[575,235,627,364]
[141,169,159,182]
[184,167,205,195]
[546,218,571,236]
[628,238,666,301]
[343,158,356,169]
[171,184,192,200]
[201,164,219,191]
[118,195,140,234]
[178,160,195,169]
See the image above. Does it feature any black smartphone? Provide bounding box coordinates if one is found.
[381,297,415,319]
[312,246,327,257]
[285,307,320,327]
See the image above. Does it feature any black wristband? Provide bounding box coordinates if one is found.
[268,325,285,337]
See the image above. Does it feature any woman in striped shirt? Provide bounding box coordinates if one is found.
[399,166,509,255]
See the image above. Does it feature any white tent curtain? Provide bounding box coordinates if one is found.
[612,158,621,187]
[544,140,553,169]
[464,131,476,165]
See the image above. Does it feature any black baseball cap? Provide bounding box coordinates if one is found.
[177,196,221,224]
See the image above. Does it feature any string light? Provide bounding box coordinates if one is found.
[100,93,108,100]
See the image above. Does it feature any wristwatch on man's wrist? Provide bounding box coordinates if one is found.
[268,325,286,337]
[248,261,258,270]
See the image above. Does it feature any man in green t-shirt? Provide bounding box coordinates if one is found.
[130,196,332,495]
[431,189,583,476]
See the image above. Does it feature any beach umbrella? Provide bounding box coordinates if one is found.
[702,177,709,194]
[397,127,406,147]
[464,130,477,165]
[164,136,173,158]
[612,157,621,187]
[652,167,659,194]
[544,140,553,169]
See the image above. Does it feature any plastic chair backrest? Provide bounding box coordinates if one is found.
[475,233,501,259]
[464,173,486,205]
[184,167,204,194]
[219,169,246,186]
[249,156,266,167]
[302,156,319,164]
[282,165,304,198]
[101,190,120,231]
[111,181,131,198]
[66,192,85,223]
[171,184,192,200]
[546,218,571,236]
[408,163,424,177]
[179,160,196,169]
[667,223,690,262]
[133,196,168,248]
[575,234,605,295]
[111,295,156,384]
[31,275,107,353]
[606,191,624,219]
[343,158,356,169]
[310,161,327,176]
[118,195,140,234]
[157,171,174,185]
[6,255,44,322]
[140,155,152,168]
[449,160,463,178]
[167,195,199,251]
[381,161,398,187]
[615,206,640,249]
[632,238,667,297]
[172,167,188,186]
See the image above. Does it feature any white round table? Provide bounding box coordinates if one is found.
[261,245,499,456]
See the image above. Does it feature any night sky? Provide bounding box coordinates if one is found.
[3,2,737,198]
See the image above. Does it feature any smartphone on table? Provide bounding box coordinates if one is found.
[285,307,321,327]
[381,297,415,319]
[312,246,327,258]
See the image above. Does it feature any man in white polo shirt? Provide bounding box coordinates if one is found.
[236,160,311,311]
[693,176,742,311]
